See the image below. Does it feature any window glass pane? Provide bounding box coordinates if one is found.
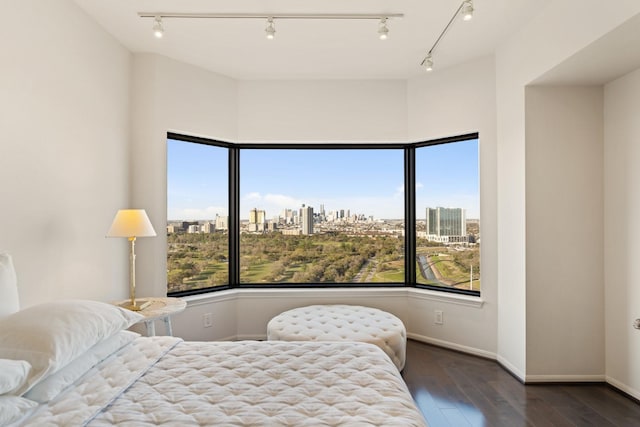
[416,139,480,292]
[167,139,228,293]
[240,149,404,284]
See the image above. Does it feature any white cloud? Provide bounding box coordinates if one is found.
[176,206,226,220]
[243,192,262,201]
[264,193,302,208]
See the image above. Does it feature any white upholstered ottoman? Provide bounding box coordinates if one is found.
[267,304,407,370]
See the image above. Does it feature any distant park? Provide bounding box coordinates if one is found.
[167,232,480,293]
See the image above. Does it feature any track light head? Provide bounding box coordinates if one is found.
[152,16,164,38]
[265,18,276,39]
[420,0,474,72]
[422,53,434,72]
[461,0,474,21]
[378,18,389,40]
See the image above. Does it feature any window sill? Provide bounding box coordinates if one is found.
[407,288,484,308]
[182,286,484,308]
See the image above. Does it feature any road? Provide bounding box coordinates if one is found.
[417,254,448,286]
[353,258,377,282]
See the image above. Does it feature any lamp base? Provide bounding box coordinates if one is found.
[119,300,151,311]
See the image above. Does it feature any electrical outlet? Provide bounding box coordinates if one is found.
[435,310,443,325]
[203,313,213,328]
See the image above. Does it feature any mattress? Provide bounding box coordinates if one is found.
[22,337,427,426]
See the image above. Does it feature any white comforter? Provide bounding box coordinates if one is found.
[23,337,427,426]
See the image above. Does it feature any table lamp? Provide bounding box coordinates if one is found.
[106,209,157,311]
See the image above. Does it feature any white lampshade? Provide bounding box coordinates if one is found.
[106,209,157,238]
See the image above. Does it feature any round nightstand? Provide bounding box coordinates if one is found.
[115,297,186,336]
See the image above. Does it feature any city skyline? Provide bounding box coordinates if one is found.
[167,139,480,221]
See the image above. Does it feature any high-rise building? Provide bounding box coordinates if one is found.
[248,208,266,232]
[280,208,296,225]
[257,209,266,225]
[425,207,467,243]
[301,204,314,235]
[215,215,228,230]
[201,221,215,233]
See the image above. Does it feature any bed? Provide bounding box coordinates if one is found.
[0,255,426,426]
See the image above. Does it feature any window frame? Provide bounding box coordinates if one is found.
[166,131,480,297]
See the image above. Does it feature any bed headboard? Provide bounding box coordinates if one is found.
[0,253,20,317]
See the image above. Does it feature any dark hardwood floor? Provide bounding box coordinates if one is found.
[402,339,640,427]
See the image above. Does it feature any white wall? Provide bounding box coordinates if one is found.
[0,0,131,307]
[525,86,604,379]
[238,80,407,142]
[407,56,498,356]
[495,0,640,379]
[130,54,238,299]
[604,68,640,399]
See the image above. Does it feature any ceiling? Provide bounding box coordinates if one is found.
[533,13,640,86]
[73,0,546,80]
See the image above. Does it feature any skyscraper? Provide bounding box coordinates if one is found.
[249,208,258,225]
[425,207,467,243]
[257,209,266,225]
[215,215,228,230]
[249,208,266,232]
[301,204,314,235]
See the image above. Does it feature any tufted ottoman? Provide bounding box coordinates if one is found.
[267,304,406,370]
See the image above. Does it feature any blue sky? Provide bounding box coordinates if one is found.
[167,139,479,221]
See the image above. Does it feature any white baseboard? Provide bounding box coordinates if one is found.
[205,334,264,341]
[525,374,605,383]
[407,332,497,360]
[606,376,640,401]
[213,334,241,341]
[236,333,266,341]
[496,355,525,382]
[407,334,612,385]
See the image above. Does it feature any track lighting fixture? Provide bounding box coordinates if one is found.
[265,17,276,40]
[152,16,164,38]
[141,7,473,73]
[420,0,474,72]
[461,1,474,21]
[378,18,389,40]
[421,53,433,72]
[139,13,403,40]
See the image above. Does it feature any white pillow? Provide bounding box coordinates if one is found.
[0,300,143,394]
[0,395,38,426]
[0,359,31,395]
[24,330,139,403]
[0,253,20,319]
